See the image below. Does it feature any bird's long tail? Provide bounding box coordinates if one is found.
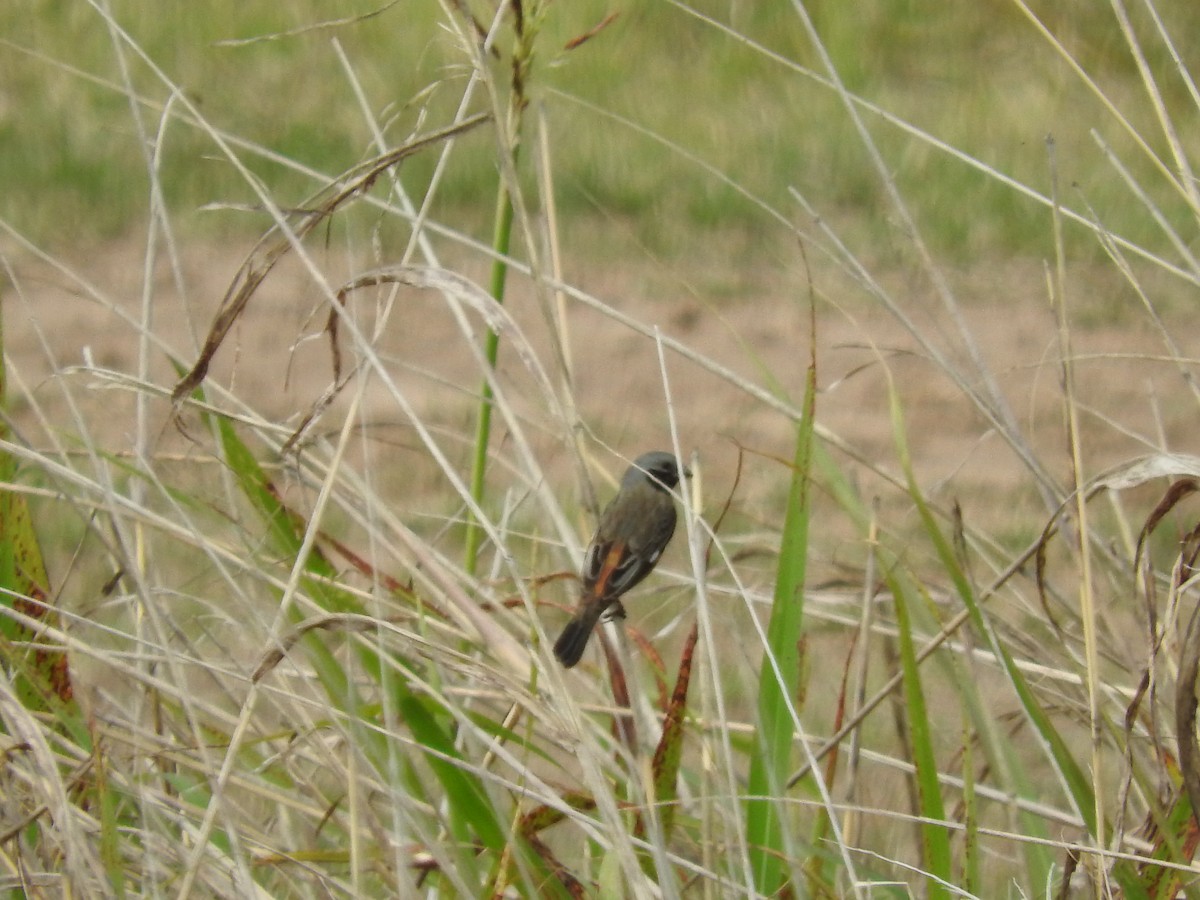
[553,603,606,668]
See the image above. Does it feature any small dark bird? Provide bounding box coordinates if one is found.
[553,451,689,668]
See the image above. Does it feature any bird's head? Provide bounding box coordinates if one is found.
[625,451,690,492]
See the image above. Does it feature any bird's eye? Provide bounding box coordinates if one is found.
[650,464,676,485]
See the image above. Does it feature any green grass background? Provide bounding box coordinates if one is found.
[4,0,1197,258]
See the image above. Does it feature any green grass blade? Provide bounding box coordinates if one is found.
[393,686,566,895]
[888,572,952,897]
[883,370,1151,896]
[1141,767,1199,899]
[395,690,503,842]
[209,405,567,893]
[94,744,128,897]
[745,348,816,894]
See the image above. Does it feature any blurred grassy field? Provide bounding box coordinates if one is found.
[3,0,1197,260]
[4,3,1200,895]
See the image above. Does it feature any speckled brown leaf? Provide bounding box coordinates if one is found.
[648,621,698,837]
[0,474,71,705]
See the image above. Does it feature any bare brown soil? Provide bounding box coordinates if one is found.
[4,231,1195,567]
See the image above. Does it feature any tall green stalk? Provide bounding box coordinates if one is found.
[463,181,516,576]
[461,1,538,578]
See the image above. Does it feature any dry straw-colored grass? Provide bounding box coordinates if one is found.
[2,1,1200,897]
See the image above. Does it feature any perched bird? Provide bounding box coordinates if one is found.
[553,451,689,668]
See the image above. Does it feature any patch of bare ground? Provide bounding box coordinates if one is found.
[3,231,1195,578]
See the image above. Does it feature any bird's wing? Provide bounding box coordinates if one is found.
[583,539,662,603]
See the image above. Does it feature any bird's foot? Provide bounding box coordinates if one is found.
[600,601,627,623]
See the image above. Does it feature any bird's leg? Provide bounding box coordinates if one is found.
[600,601,628,624]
